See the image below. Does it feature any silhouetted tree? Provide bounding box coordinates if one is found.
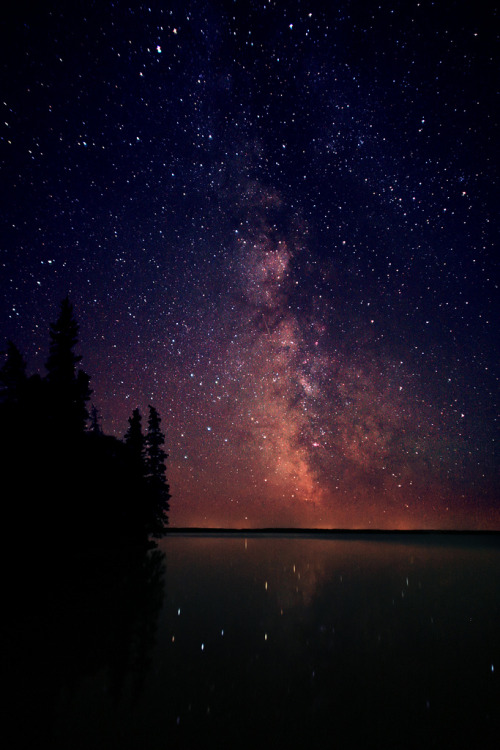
[122,407,153,542]
[1,299,172,552]
[125,407,146,476]
[145,405,170,536]
[0,343,48,547]
[89,403,102,435]
[45,297,91,435]
[0,342,28,528]
[0,341,27,407]
[46,297,79,380]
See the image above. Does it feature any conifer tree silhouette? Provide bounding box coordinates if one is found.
[122,407,150,540]
[89,404,102,435]
[125,408,146,478]
[1,299,172,550]
[0,342,29,511]
[0,340,27,407]
[45,296,91,435]
[145,405,170,536]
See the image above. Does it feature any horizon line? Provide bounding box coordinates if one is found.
[165,527,500,536]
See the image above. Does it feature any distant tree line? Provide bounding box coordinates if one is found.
[0,297,170,551]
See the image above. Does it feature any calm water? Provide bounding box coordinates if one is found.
[11,534,500,748]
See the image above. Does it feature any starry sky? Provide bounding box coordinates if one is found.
[1,1,498,529]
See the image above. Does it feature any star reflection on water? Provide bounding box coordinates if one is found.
[9,533,500,749]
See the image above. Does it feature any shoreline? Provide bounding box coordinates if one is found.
[165,527,500,538]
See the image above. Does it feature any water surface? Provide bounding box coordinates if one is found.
[16,533,500,748]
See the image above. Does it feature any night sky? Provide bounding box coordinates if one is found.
[1,1,498,528]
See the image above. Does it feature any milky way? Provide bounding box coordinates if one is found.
[0,1,497,527]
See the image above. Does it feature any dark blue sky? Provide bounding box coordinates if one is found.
[1,1,497,527]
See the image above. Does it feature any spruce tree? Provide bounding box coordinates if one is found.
[124,408,146,473]
[45,297,91,435]
[0,342,28,485]
[89,404,102,435]
[145,405,170,536]
[0,341,27,407]
[46,297,80,386]
[122,408,149,542]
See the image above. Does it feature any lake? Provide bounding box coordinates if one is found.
[11,533,500,748]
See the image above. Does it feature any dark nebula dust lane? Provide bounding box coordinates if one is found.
[0,1,498,528]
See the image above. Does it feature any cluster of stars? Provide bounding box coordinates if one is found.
[0,1,497,527]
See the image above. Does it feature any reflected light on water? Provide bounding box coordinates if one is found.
[38,533,499,749]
